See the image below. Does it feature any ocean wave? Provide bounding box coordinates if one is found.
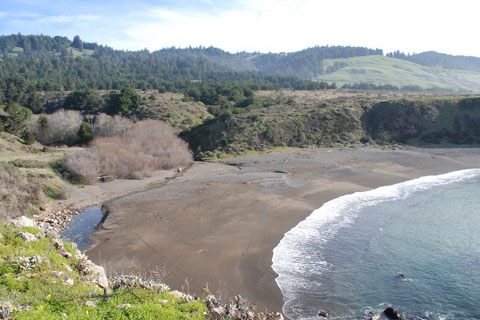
[272,168,480,319]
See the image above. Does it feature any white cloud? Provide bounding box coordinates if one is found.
[6,0,477,56]
[39,15,73,23]
[37,14,101,24]
[110,0,479,56]
[76,14,101,22]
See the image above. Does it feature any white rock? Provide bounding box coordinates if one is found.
[92,265,108,289]
[58,249,73,259]
[169,290,184,300]
[116,304,132,309]
[12,216,36,228]
[85,301,97,308]
[212,306,225,316]
[19,232,37,242]
[62,263,73,273]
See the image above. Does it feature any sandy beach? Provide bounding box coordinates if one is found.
[80,147,480,314]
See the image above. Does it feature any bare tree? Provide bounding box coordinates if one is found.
[30,109,83,145]
[91,113,133,138]
[63,120,193,184]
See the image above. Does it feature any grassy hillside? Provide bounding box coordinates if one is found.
[316,56,480,92]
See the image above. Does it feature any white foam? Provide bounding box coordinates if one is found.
[272,168,480,316]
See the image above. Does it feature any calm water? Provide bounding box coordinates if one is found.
[61,205,103,250]
[272,169,480,320]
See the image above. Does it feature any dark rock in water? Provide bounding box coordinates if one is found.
[384,307,403,320]
[274,170,288,174]
[317,309,328,317]
[396,272,404,278]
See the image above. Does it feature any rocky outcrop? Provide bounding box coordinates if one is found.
[9,216,109,292]
[11,216,36,228]
[35,207,80,235]
[384,306,403,320]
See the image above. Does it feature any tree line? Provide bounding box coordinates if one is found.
[0,34,337,95]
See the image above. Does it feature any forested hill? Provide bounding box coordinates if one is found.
[2,34,480,94]
[155,45,383,78]
[387,51,480,72]
[0,34,335,92]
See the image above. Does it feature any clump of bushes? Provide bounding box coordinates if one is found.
[0,102,35,144]
[29,109,83,146]
[29,111,135,146]
[91,113,133,138]
[62,120,193,184]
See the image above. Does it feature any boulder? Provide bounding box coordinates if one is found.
[212,306,226,317]
[19,232,37,242]
[85,301,97,308]
[384,307,403,320]
[0,303,13,319]
[92,265,108,289]
[12,216,36,228]
[317,309,328,317]
[50,271,74,286]
[169,290,184,300]
[58,248,73,260]
[367,311,380,320]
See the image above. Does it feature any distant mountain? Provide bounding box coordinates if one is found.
[0,34,330,93]
[156,45,383,78]
[155,46,480,92]
[2,34,480,93]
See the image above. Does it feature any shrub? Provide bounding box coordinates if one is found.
[0,102,32,137]
[63,120,193,184]
[91,113,133,138]
[22,130,35,145]
[29,109,83,146]
[105,88,141,116]
[63,89,101,112]
[77,122,93,145]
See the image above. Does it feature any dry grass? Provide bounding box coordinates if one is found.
[62,120,193,184]
[0,162,44,220]
[0,162,67,220]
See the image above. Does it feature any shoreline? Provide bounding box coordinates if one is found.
[70,147,480,315]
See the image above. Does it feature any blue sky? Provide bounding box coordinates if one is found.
[1,0,479,56]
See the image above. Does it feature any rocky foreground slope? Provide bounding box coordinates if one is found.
[0,216,284,320]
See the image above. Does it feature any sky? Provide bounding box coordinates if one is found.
[0,0,479,57]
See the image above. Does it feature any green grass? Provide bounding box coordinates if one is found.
[0,223,212,320]
[316,55,480,92]
[68,47,95,58]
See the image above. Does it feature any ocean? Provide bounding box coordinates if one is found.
[272,169,480,320]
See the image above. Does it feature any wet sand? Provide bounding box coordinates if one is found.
[84,147,480,314]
